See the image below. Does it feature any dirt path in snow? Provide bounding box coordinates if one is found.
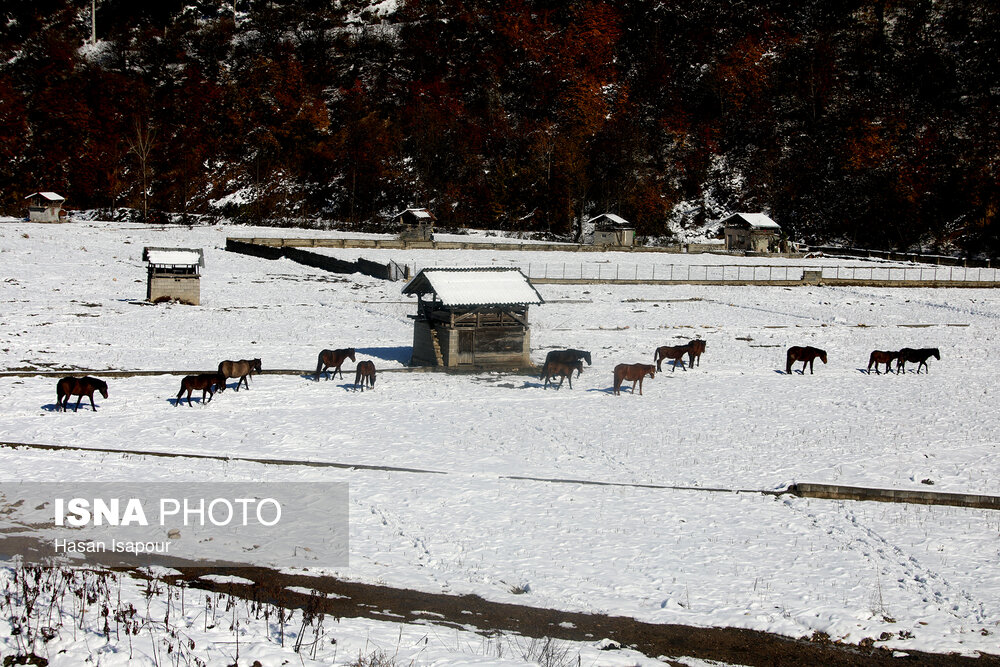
[161,565,1000,667]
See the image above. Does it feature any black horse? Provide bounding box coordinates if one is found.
[897,347,940,374]
[540,349,591,380]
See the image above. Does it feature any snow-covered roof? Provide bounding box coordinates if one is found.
[587,213,632,228]
[142,247,204,267]
[402,268,544,307]
[25,192,65,202]
[723,213,781,230]
[394,207,435,221]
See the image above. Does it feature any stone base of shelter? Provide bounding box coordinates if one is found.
[147,274,200,305]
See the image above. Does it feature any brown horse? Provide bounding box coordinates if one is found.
[543,359,584,390]
[653,344,692,372]
[897,347,940,374]
[540,349,591,380]
[176,373,226,406]
[867,350,899,374]
[56,376,108,412]
[785,346,827,374]
[315,348,356,381]
[354,360,376,391]
[687,339,706,368]
[613,363,656,395]
[218,358,261,391]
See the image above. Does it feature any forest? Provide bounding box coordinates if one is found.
[1,0,997,253]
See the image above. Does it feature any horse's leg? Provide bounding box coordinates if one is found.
[74,395,83,412]
[88,393,98,411]
[638,377,644,395]
[566,373,571,390]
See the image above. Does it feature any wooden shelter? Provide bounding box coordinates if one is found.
[25,192,66,222]
[142,247,204,305]
[723,213,781,252]
[402,268,543,368]
[589,213,634,246]
[393,207,436,241]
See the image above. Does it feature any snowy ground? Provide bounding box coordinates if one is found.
[1,219,999,664]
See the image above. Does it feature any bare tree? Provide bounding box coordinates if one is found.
[127,117,156,222]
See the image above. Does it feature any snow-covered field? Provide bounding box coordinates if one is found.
[2,219,999,665]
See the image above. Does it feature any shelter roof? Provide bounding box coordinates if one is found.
[25,192,65,202]
[587,213,632,228]
[723,213,781,230]
[402,268,544,307]
[142,247,204,267]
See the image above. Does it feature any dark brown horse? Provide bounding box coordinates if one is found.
[315,348,356,381]
[897,347,940,374]
[543,359,584,390]
[540,349,591,380]
[218,358,261,391]
[786,346,827,374]
[56,376,108,412]
[867,350,899,374]
[687,339,706,368]
[653,344,692,372]
[176,373,226,406]
[613,363,656,395]
[354,360,376,391]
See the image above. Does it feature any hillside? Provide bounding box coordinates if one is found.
[1,1,997,252]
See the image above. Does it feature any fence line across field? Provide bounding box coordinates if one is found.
[405,262,1000,284]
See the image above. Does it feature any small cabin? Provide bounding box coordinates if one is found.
[393,208,436,242]
[589,213,634,247]
[723,213,781,252]
[25,192,67,222]
[143,247,204,305]
[402,268,544,368]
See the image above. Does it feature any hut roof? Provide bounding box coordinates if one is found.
[723,213,780,230]
[143,247,204,267]
[25,192,65,202]
[402,268,544,307]
[394,207,436,221]
[587,213,632,229]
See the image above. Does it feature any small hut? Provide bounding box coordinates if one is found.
[393,208,436,242]
[142,247,204,305]
[25,192,67,222]
[589,213,634,247]
[723,213,781,252]
[402,268,544,368]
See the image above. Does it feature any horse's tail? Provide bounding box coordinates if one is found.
[785,349,795,374]
[315,352,325,380]
[56,381,64,411]
[653,348,660,364]
[539,360,549,381]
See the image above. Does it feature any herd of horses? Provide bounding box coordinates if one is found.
[51,341,942,411]
[540,340,942,397]
[54,352,377,412]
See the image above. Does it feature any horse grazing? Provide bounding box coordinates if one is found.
[56,376,108,412]
[354,360,376,392]
[218,358,261,391]
[315,348,356,381]
[543,359,584,390]
[867,350,899,375]
[176,373,226,406]
[687,339,706,368]
[653,344,692,372]
[540,349,591,380]
[897,347,940,374]
[613,363,656,395]
[785,346,827,374]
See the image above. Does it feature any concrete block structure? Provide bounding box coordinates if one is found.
[143,247,204,305]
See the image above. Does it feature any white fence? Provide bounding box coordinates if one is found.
[404,262,1000,284]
